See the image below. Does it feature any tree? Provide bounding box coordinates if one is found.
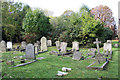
[2,2,31,42]
[91,5,116,36]
[22,9,52,42]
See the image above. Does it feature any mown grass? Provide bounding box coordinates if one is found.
[1,41,119,79]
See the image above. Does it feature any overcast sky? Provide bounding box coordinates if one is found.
[14,0,119,27]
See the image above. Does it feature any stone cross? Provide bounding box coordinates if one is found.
[93,38,101,54]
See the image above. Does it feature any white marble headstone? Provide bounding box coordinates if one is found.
[7,42,12,49]
[40,36,48,51]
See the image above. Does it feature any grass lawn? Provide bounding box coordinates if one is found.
[1,41,119,79]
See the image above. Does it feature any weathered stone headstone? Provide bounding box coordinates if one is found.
[60,42,67,53]
[72,41,79,51]
[55,41,60,49]
[93,38,101,54]
[40,36,48,52]
[7,42,12,49]
[72,51,82,60]
[0,40,6,52]
[36,41,40,51]
[21,41,26,49]
[47,40,52,47]
[25,44,36,59]
[34,43,39,54]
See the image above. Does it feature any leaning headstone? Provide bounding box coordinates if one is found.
[55,41,60,49]
[72,41,79,51]
[7,42,12,49]
[25,44,36,59]
[34,43,39,54]
[47,40,52,47]
[72,51,82,60]
[60,42,67,53]
[21,41,26,49]
[0,40,6,52]
[40,36,48,52]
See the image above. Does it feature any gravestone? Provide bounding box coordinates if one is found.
[36,41,40,51]
[47,40,52,47]
[72,41,79,51]
[0,40,6,52]
[60,42,67,53]
[95,54,107,64]
[21,41,26,49]
[87,48,96,56]
[103,43,112,51]
[72,51,82,60]
[40,36,48,52]
[7,42,12,49]
[34,43,39,54]
[25,44,36,59]
[93,38,101,54]
[55,41,60,49]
